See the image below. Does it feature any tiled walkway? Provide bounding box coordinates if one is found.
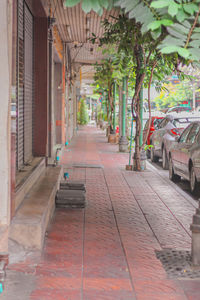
[2,126,200,299]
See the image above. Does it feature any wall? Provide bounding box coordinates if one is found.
[0,0,12,225]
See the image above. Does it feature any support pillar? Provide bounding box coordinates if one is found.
[119,77,128,152]
[113,82,116,133]
[190,201,200,266]
[139,88,143,147]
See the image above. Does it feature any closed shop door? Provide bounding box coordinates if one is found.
[17,0,34,169]
[24,4,33,163]
[17,0,24,169]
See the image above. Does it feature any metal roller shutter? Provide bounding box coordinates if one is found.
[17,0,24,169]
[16,0,34,169]
[24,4,33,163]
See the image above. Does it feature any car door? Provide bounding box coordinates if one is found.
[153,118,170,155]
[171,124,192,173]
[180,123,200,178]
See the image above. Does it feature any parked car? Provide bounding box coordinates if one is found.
[168,122,200,194]
[150,115,192,169]
[166,106,192,114]
[143,116,164,158]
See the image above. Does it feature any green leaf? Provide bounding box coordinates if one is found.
[177,47,190,58]
[82,0,93,13]
[189,48,200,61]
[161,36,185,47]
[189,40,200,48]
[64,0,80,7]
[147,20,162,31]
[99,0,109,9]
[191,33,200,40]
[151,27,162,40]
[151,0,171,9]
[168,2,179,17]
[176,9,187,22]
[161,46,179,54]
[160,19,174,26]
[96,7,103,16]
[193,27,200,33]
[167,27,186,41]
[182,20,191,29]
[91,0,102,13]
[183,3,199,15]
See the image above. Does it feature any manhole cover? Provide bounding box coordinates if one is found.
[156,249,200,279]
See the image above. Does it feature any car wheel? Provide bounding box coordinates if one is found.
[146,149,150,159]
[190,165,199,194]
[150,146,159,162]
[162,147,169,170]
[169,157,180,182]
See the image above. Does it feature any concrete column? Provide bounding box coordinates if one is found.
[113,82,116,133]
[190,201,200,266]
[0,0,12,227]
[119,77,128,152]
[54,62,62,144]
[139,87,143,147]
[73,84,78,136]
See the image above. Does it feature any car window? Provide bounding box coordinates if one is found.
[159,118,169,128]
[153,118,163,129]
[179,125,192,143]
[144,120,149,130]
[186,124,200,143]
[172,119,190,129]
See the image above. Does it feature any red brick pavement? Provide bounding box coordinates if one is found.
[4,126,200,300]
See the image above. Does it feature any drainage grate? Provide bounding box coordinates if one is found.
[63,163,103,169]
[156,249,200,279]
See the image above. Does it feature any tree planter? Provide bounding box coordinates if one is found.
[108,133,116,143]
[133,149,146,171]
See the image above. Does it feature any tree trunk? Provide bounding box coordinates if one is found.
[132,45,145,171]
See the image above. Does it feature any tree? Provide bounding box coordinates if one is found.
[64,0,199,170]
[93,48,132,132]
[92,14,178,170]
[64,0,200,62]
[78,98,89,125]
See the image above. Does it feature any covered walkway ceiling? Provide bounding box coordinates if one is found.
[41,0,119,94]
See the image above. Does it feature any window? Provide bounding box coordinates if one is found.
[153,118,163,130]
[187,124,200,144]
[179,124,192,143]
[159,118,170,128]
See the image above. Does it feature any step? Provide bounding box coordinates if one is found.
[56,189,86,208]
[9,166,62,250]
[60,182,86,191]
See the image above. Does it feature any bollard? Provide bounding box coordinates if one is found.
[190,199,200,266]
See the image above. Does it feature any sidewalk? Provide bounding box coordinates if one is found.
[2,126,200,300]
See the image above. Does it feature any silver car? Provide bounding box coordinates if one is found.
[150,115,190,169]
[169,122,200,194]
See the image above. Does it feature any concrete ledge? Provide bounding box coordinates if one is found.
[9,166,62,250]
[15,158,46,211]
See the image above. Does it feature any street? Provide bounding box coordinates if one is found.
[148,158,200,202]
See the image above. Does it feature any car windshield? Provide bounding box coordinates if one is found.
[173,119,191,129]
